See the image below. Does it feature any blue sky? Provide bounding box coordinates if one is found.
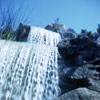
[1,0,100,33]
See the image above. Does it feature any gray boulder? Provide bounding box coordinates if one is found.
[57,88,100,100]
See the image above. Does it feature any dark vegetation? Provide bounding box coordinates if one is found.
[77,24,100,40]
[0,0,31,41]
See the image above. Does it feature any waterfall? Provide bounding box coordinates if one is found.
[0,27,61,100]
[27,27,60,46]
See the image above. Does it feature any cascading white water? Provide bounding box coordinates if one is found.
[0,27,61,100]
[27,27,60,46]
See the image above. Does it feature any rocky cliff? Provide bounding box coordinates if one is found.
[57,37,100,100]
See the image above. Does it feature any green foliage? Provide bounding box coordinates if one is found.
[77,29,94,39]
[77,25,100,40]
[77,34,82,38]
[0,26,16,40]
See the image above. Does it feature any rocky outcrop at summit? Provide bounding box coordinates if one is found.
[45,21,76,39]
[45,21,66,34]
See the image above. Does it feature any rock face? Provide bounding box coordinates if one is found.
[57,37,100,100]
[57,38,100,66]
[16,23,31,41]
[58,63,100,93]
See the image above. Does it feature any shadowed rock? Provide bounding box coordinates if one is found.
[57,38,100,66]
[16,23,31,41]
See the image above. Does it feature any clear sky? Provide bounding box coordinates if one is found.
[1,0,100,33]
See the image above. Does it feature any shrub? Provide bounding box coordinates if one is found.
[0,0,31,41]
[77,25,100,40]
[77,34,82,38]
